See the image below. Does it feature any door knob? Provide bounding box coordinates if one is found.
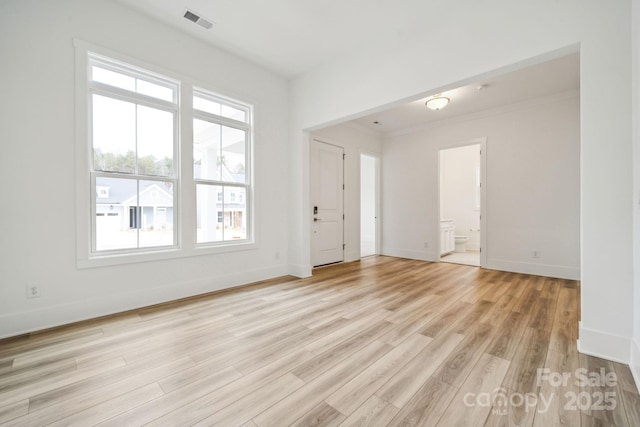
[314,218,322,222]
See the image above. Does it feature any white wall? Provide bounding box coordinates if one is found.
[0,0,290,338]
[440,145,481,251]
[312,123,382,261]
[290,0,633,363]
[383,93,580,280]
[631,0,640,387]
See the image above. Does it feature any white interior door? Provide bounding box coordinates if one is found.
[311,139,344,267]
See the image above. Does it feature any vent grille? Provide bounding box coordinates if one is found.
[197,18,213,29]
[183,10,199,23]
[183,9,213,30]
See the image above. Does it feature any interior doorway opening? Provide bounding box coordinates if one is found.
[360,153,378,257]
[438,139,486,267]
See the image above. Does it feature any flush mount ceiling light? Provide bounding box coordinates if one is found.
[425,95,450,111]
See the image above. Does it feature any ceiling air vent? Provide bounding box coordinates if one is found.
[183,9,213,30]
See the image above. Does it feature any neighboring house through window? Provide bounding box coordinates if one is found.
[89,55,178,252]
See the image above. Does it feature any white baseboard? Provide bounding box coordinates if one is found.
[630,339,640,393]
[577,321,631,364]
[381,247,438,262]
[377,251,580,281]
[288,263,312,278]
[0,265,288,339]
[345,251,361,263]
[466,243,481,252]
[486,258,580,280]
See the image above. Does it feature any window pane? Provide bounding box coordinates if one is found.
[194,96,221,116]
[92,66,135,91]
[95,177,175,251]
[93,95,136,173]
[194,95,247,122]
[196,184,223,243]
[196,185,247,243]
[193,119,222,180]
[137,106,174,176]
[221,104,246,122]
[138,180,174,248]
[92,66,175,102]
[136,79,174,102]
[95,177,137,251]
[221,127,246,183]
[224,187,247,241]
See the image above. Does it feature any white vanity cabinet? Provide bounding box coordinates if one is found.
[440,220,455,255]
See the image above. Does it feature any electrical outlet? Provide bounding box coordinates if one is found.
[275,251,280,260]
[27,284,41,299]
[424,242,429,248]
[532,250,540,259]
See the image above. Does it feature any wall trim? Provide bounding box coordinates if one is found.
[381,248,437,262]
[0,265,288,340]
[289,263,312,278]
[466,244,481,252]
[345,250,361,263]
[630,339,640,393]
[578,321,631,364]
[486,258,580,280]
[385,89,579,139]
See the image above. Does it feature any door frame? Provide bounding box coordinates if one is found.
[360,151,381,257]
[437,137,487,267]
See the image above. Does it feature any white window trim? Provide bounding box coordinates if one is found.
[192,87,253,247]
[74,40,256,269]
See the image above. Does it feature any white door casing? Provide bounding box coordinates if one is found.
[311,139,344,267]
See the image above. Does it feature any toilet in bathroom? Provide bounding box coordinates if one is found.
[454,235,468,253]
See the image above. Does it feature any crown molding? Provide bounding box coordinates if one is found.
[384,89,580,139]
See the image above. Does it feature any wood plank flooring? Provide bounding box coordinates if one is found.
[1,256,639,426]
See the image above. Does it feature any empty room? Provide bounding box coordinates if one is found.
[1,0,640,426]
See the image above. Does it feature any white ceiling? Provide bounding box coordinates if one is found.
[116,0,441,78]
[116,1,579,134]
[352,53,580,134]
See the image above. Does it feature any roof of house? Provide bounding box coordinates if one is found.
[96,177,173,205]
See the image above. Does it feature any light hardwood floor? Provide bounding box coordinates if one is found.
[1,256,639,426]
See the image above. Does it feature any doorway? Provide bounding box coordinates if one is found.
[360,153,378,257]
[310,139,345,267]
[438,139,486,267]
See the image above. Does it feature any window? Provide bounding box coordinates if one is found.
[193,89,251,244]
[89,55,177,253]
[80,48,254,264]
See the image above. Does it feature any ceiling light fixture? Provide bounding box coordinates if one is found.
[425,95,450,111]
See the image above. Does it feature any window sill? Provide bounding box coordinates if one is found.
[77,241,258,269]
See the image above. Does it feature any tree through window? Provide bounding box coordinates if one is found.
[89,56,178,252]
